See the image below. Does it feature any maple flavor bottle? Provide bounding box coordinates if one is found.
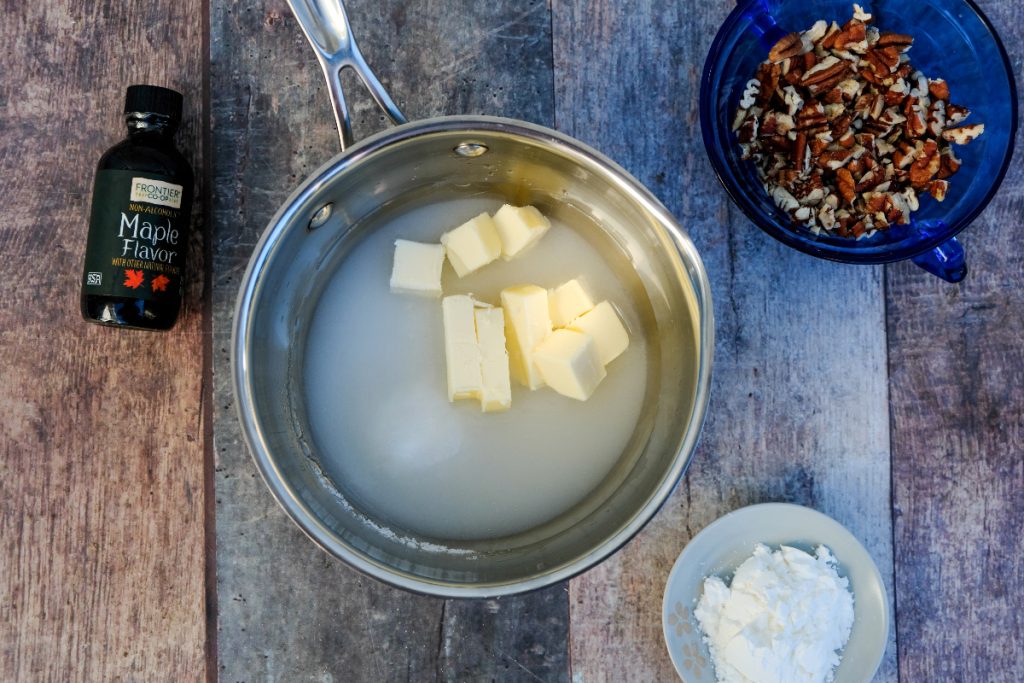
[80,85,194,330]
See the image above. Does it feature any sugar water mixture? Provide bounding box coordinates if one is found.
[302,196,648,540]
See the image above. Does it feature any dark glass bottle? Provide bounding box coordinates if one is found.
[80,85,194,330]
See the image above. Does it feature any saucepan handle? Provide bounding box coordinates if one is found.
[285,0,407,150]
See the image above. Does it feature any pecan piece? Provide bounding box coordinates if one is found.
[875,32,913,50]
[809,138,830,156]
[754,62,782,105]
[829,20,867,52]
[909,140,941,188]
[937,148,962,179]
[737,117,759,144]
[794,103,829,133]
[792,132,808,170]
[928,78,950,101]
[865,48,899,77]
[946,104,970,124]
[823,87,844,104]
[928,179,949,201]
[942,124,985,145]
[769,33,804,63]
[836,168,857,205]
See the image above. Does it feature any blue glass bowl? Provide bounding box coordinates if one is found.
[700,0,1017,282]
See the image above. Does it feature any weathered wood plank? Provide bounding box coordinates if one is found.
[0,1,207,681]
[210,0,565,680]
[553,2,897,680]
[887,4,1024,680]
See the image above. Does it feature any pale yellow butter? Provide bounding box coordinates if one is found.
[492,204,551,261]
[441,213,502,277]
[568,300,629,365]
[500,285,552,390]
[548,278,595,328]
[533,329,606,401]
[389,239,445,297]
[441,295,482,401]
[474,306,512,412]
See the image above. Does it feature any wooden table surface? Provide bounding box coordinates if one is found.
[3,0,1022,681]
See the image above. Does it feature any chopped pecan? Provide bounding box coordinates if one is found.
[865,47,899,77]
[858,67,886,87]
[829,20,867,52]
[937,148,961,179]
[885,80,909,107]
[809,138,830,156]
[823,87,845,105]
[946,103,970,124]
[769,33,804,63]
[909,140,941,188]
[928,78,950,101]
[942,124,985,145]
[737,117,759,143]
[802,20,829,46]
[754,63,782,105]
[928,179,949,201]
[793,132,808,170]
[795,103,829,132]
[856,166,886,191]
[832,113,853,139]
[852,4,872,22]
[875,32,913,50]
[739,79,760,110]
[783,86,804,116]
[836,167,857,205]
[928,100,946,137]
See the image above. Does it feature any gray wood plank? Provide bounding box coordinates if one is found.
[887,3,1024,680]
[0,1,208,681]
[209,0,565,680]
[553,1,897,680]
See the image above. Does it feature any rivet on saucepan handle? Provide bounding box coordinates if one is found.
[308,203,333,230]
[454,141,489,158]
[285,0,407,151]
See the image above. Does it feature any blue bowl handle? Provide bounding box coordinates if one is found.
[911,237,968,283]
[743,0,789,48]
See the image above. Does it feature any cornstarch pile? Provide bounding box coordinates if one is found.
[694,543,855,683]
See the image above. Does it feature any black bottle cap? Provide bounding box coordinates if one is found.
[124,84,183,122]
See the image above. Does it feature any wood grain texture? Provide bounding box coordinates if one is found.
[209,0,566,680]
[0,1,207,681]
[553,2,897,680]
[887,2,1024,680]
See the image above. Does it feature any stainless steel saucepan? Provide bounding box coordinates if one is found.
[232,0,714,597]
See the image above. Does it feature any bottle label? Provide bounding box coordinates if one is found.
[128,177,184,208]
[82,169,190,300]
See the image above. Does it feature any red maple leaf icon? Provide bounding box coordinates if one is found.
[151,274,171,293]
[123,269,145,289]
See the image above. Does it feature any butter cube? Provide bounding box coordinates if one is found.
[474,306,512,412]
[441,213,502,277]
[568,301,629,365]
[533,329,607,401]
[442,295,482,401]
[390,239,445,297]
[492,204,551,261]
[500,285,552,390]
[548,278,595,328]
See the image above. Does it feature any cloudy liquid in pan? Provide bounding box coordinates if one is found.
[302,196,648,541]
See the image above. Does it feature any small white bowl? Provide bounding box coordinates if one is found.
[662,503,888,682]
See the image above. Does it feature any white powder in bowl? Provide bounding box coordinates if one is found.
[694,543,855,683]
